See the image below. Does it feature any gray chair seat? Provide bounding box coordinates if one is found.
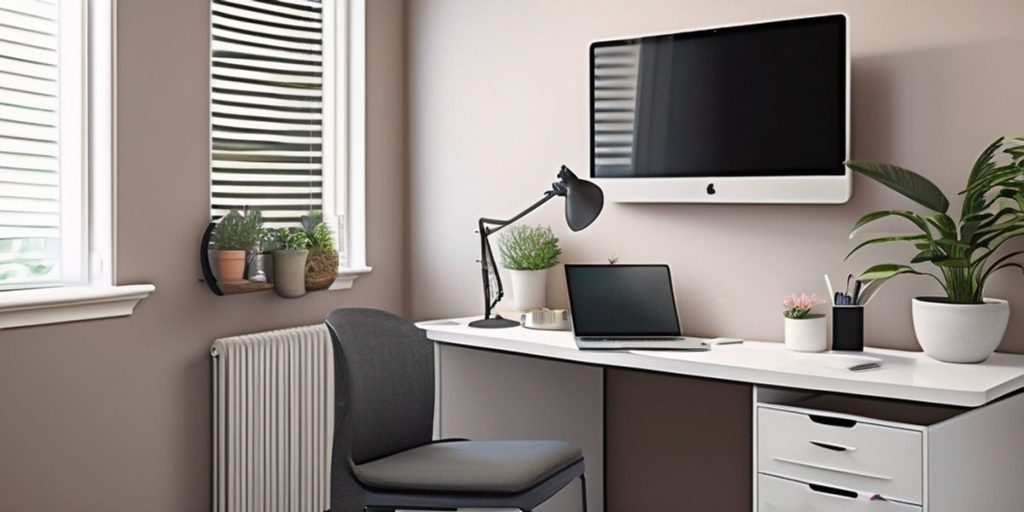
[354,440,583,495]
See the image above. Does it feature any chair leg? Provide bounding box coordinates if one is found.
[580,473,588,512]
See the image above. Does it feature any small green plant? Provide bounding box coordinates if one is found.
[608,254,619,264]
[846,136,1024,303]
[498,225,561,271]
[301,211,336,250]
[268,228,310,252]
[212,209,264,251]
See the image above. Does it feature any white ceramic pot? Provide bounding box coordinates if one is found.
[784,314,827,352]
[912,297,1009,364]
[509,269,548,311]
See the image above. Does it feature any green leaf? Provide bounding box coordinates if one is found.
[857,264,920,281]
[926,213,957,237]
[846,161,949,213]
[850,210,933,239]
[845,234,927,261]
[911,249,945,264]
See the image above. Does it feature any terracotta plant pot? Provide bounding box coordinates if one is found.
[273,250,308,298]
[216,250,247,283]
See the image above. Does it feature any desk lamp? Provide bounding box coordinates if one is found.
[469,165,603,328]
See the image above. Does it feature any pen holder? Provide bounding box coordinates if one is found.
[832,305,864,352]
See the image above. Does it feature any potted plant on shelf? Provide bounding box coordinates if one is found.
[846,136,1024,363]
[269,228,310,298]
[211,209,263,283]
[301,211,339,291]
[497,224,561,311]
[782,293,827,352]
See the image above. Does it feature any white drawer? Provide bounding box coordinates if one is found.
[758,407,923,504]
[758,474,921,512]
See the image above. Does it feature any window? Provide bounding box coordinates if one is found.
[0,1,86,289]
[209,0,368,286]
[0,1,152,329]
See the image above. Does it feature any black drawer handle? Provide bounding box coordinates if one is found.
[809,414,857,428]
[809,483,858,499]
[810,440,855,452]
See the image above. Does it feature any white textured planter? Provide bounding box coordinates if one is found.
[784,314,828,352]
[912,298,1009,364]
[509,269,548,311]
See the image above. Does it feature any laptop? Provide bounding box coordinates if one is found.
[565,264,710,351]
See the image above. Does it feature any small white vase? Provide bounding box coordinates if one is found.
[784,314,827,352]
[912,297,1009,364]
[509,269,548,311]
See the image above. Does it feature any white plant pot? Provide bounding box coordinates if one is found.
[784,315,827,352]
[912,297,1009,364]
[509,269,548,311]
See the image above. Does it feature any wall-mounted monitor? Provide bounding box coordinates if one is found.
[590,14,850,203]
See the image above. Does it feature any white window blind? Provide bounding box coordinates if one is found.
[211,0,324,229]
[591,42,639,177]
[0,0,85,288]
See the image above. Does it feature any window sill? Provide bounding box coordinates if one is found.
[0,284,155,330]
[329,266,372,291]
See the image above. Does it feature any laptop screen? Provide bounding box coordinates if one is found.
[565,264,682,337]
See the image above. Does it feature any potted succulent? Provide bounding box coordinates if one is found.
[498,224,561,311]
[211,209,263,283]
[301,211,339,291]
[269,228,309,298]
[782,293,827,352]
[846,136,1024,363]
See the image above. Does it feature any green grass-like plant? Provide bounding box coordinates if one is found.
[301,211,336,250]
[846,136,1024,304]
[498,224,561,271]
[268,228,310,252]
[212,209,264,251]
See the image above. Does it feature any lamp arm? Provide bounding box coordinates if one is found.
[476,190,559,321]
[480,190,559,234]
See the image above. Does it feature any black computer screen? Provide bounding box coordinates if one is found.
[565,265,681,337]
[590,14,846,178]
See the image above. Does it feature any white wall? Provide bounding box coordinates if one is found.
[407,0,1024,352]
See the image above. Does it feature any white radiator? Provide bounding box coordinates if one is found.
[212,324,334,512]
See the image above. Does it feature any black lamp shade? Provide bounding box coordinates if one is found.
[561,167,604,231]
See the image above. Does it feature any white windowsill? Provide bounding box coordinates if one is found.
[329,266,372,291]
[0,284,155,330]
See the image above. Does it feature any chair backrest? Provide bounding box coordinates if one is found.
[325,308,435,465]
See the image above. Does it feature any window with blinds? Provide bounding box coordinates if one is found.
[0,0,85,288]
[210,0,325,229]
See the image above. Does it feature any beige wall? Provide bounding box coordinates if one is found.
[0,0,406,510]
[408,0,1024,352]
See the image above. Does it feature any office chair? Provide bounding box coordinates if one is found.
[325,308,587,512]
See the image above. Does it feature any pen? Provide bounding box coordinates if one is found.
[852,280,862,305]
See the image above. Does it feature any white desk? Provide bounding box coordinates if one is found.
[419,317,1024,407]
[421,317,1024,511]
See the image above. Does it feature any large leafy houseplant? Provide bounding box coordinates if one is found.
[846,137,1024,303]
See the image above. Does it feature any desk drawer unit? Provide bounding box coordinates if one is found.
[758,407,923,504]
[758,474,921,512]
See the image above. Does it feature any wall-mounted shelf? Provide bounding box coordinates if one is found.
[200,222,272,296]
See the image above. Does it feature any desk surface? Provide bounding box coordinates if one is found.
[419,317,1024,407]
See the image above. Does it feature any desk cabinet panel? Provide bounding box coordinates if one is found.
[758,407,923,504]
[606,368,752,511]
[758,474,921,512]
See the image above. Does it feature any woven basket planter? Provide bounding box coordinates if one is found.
[305,248,339,291]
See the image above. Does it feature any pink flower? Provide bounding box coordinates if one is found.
[783,293,824,319]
